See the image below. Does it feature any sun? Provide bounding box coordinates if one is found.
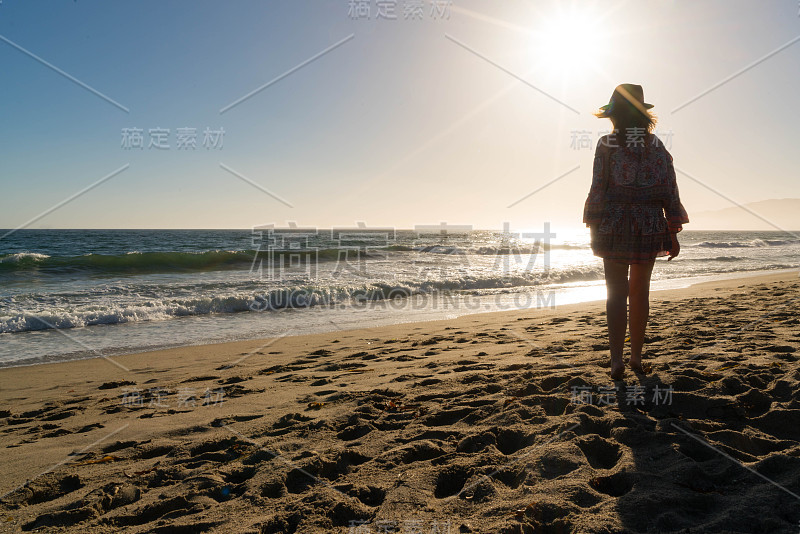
[531,5,609,80]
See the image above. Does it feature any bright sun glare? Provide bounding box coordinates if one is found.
[533,6,608,79]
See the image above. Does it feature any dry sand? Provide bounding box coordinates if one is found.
[1,271,799,533]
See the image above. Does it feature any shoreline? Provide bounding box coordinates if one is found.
[2,267,797,371]
[1,270,798,532]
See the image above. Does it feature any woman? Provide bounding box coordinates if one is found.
[583,84,689,380]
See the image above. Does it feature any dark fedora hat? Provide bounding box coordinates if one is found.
[597,83,653,117]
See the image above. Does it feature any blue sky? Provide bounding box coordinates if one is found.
[1,0,799,231]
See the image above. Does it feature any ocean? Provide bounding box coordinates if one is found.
[1,229,797,368]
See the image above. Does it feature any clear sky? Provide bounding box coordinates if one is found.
[1,0,798,232]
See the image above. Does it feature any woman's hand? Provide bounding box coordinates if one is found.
[667,232,680,261]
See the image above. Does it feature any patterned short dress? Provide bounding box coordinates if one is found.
[583,134,689,264]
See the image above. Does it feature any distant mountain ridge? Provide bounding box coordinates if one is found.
[689,198,800,231]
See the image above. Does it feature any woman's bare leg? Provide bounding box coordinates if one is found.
[628,260,655,368]
[603,259,629,379]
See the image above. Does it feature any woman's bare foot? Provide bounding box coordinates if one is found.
[628,358,650,374]
[610,356,625,380]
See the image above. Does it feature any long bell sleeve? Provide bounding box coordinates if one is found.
[663,151,689,232]
[583,140,607,227]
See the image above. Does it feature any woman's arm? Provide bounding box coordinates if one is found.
[667,231,680,260]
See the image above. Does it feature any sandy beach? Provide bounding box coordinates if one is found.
[1,271,798,533]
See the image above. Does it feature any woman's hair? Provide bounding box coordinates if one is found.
[595,99,657,135]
